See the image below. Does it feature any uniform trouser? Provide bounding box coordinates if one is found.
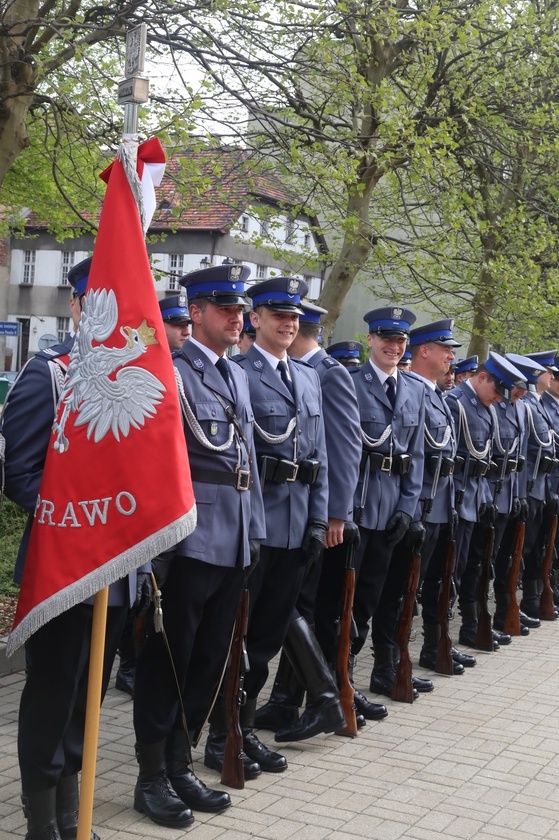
[133,556,244,743]
[351,528,394,655]
[314,542,346,664]
[459,520,490,604]
[453,518,476,592]
[522,496,546,581]
[18,602,127,791]
[419,522,445,626]
[243,545,306,699]
[370,536,415,650]
[295,550,324,626]
[492,514,514,593]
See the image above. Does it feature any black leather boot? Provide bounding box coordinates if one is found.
[242,698,287,772]
[520,579,541,619]
[393,645,433,693]
[347,654,388,720]
[133,740,194,828]
[493,592,529,636]
[459,602,499,650]
[274,617,346,742]
[419,624,464,675]
[55,775,100,840]
[204,703,261,780]
[369,646,420,699]
[166,730,231,813]
[519,611,540,629]
[21,788,61,840]
[451,647,476,667]
[254,646,304,732]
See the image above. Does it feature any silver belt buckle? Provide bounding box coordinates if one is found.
[381,456,392,472]
[286,463,299,482]
[236,469,251,490]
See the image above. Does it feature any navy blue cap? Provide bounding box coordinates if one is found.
[247,277,309,313]
[241,312,256,336]
[326,340,363,363]
[159,294,191,323]
[506,353,548,390]
[179,264,250,306]
[363,306,416,337]
[484,352,527,399]
[299,301,328,324]
[409,318,461,348]
[68,257,91,296]
[454,355,478,374]
[398,350,412,364]
[526,350,559,373]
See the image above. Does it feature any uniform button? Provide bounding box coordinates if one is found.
[299,429,302,434]
[298,408,301,414]
[270,407,275,413]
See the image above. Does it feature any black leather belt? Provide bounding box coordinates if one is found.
[258,455,321,485]
[190,467,251,490]
[362,452,412,475]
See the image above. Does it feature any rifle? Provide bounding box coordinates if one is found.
[503,520,525,635]
[221,587,250,789]
[335,528,358,737]
[393,456,442,702]
[435,527,456,674]
[539,513,558,621]
[476,448,508,651]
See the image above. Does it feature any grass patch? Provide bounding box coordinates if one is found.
[0,498,26,597]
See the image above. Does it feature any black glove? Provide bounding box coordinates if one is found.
[518,498,529,523]
[385,510,412,547]
[404,520,426,550]
[546,493,559,516]
[249,539,261,571]
[449,508,459,540]
[478,502,496,527]
[302,520,328,565]
[133,572,153,616]
[343,520,361,547]
[511,497,521,519]
[151,553,174,589]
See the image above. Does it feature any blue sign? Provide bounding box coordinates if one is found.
[0,322,18,336]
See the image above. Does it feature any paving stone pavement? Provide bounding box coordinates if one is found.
[3,612,559,840]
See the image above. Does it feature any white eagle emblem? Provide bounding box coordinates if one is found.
[52,289,166,453]
[392,307,403,320]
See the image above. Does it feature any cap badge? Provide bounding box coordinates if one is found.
[534,369,541,376]
[288,278,299,294]
[392,307,403,319]
[231,265,242,279]
[348,341,356,350]
[178,294,187,307]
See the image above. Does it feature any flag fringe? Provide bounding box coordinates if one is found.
[6,505,197,657]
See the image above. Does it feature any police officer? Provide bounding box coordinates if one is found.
[406,319,475,674]
[133,264,266,827]
[506,351,559,619]
[349,306,426,700]
[2,258,152,840]
[326,340,363,368]
[454,355,478,385]
[228,277,329,772]
[542,361,559,608]
[237,311,256,354]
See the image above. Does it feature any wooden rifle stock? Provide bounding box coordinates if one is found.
[392,547,420,703]
[335,539,358,738]
[435,534,456,675]
[221,588,249,789]
[540,513,558,621]
[475,524,495,651]
[503,520,525,635]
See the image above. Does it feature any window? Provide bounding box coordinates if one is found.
[304,232,311,248]
[259,220,269,237]
[285,218,296,244]
[241,215,249,232]
[256,265,267,279]
[57,317,70,343]
[22,250,35,285]
[60,251,74,286]
[168,254,184,290]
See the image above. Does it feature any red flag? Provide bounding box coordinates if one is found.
[7,139,196,654]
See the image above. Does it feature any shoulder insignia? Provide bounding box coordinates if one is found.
[364,371,373,382]
[252,359,263,370]
[322,357,338,367]
[192,357,205,370]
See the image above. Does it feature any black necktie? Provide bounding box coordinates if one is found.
[215,357,231,387]
[278,360,294,397]
[385,375,396,408]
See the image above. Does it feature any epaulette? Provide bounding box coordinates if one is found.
[402,369,422,383]
[318,356,339,369]
[34,344,69,361]
[348,365,362,374]
[232,354,247,362]
[290,358,314,368]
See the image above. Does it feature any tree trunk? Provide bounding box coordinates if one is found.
[468,264,496,360]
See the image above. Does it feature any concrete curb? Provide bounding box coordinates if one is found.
[0,637,25,676]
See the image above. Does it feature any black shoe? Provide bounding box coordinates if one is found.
[134,772,194,828]
[520,611,541,629]
[204,732,261,780]
[356,712,366,729]
[418,648,464,675]
[451,647,476,668]
[254,702,299,732]
[493,630,512,646]
[243,732,287,773]
[115,665,134,696]
[458,628,499,651]
[168,768,231,813]
[369,673,419,701]
[412,674,434,693]
[275,699,346,743]
[353,689,388,719]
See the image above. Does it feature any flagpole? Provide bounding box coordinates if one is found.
[76,24,149,840]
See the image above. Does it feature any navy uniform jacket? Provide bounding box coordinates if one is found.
[407,373,454,525]
[446,382,493,523]
[541,391,559,495]
[2,338,140,605]
[351,361,425,530]
[234,344,328,549]
[521,391,555,502]
[304,348,361,521]
[490,399,527,515]
[173,340,266,566]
